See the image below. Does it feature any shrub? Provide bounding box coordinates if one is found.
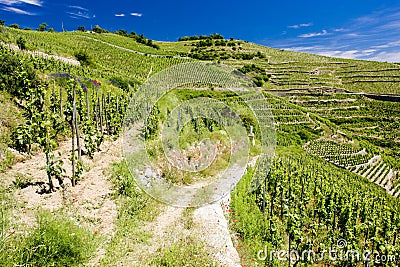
[16,37,26,50]
[8,24,19,29]
[19,211,97,267]
[36,22,48,32]
[74,50,92,66]
[91,25,109,33]
[109,160,150,216]
[0,46,40,98]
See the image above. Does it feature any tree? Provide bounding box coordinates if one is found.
[0,20,5,26]
[9,24,19,29]
[77,25,86,32]
[74,50,92,66]
[91,25,108,33]
[37,22,48,32]
[115,29,128,36]
[16,37,26,50]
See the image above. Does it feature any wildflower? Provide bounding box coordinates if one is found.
[94,231,99,236]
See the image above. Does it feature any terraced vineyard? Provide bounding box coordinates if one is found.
[157,39,400,94]
[0,24,399,267]
[305,139,399,197]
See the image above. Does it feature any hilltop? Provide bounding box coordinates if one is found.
[1,26,400,94]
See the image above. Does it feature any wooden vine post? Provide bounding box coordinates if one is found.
[73,83,81,160]
[71,83,76,187]
[85,86,90,119]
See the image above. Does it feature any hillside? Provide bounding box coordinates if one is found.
[0,25,399,267]
[2,27,400,94]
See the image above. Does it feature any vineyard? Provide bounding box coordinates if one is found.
[230,149,400,266]
[0,23,399,267]
[304,139,400,197]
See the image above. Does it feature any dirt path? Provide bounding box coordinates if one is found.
[194,199,241,266]
[0,41,80,66]
[1,135,243,266]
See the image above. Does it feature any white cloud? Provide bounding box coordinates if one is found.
[288,22,313,29]
[67,11,90,19]
[368,52,400,62]
[372,41,400,49]
[130,12,142,17]
[0,0,42,6]
[299,29,328,38]
[2,5,35,14]
[115,13,125,17]
[68,5,88,11]
[67,5,94,20]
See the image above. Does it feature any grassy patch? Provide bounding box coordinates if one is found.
[99,160,161,266]
[12,172,33,189]
[0,188,16,267]
[0,206,97,267]
[0,147,15,172]
[18,211,97,267]
[149,235,215,267]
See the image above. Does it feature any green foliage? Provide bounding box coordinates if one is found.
[110,160,137,196]
[16,36,26,50]
[0,189,17,266]
[0,46,40,98]
[12,173,32,189]
[150,236,214,266]
[82,120,98,159]
[91,25,109,34]
[239,63,265,74]
[19,211,97,267]
[109,160,150,216]
[74,49,92,66]
[77,25,86,32]
[36,22,48,32]
[231,150,400,266]
[125,32,160,49]
[8,24,19,29]
[109,76,135,91]
[144,105,160,140]
[0,149,15,172]
[178,33,224,41]
[46,152,65,182]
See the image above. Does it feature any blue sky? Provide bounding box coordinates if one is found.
[1,0,400,62]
